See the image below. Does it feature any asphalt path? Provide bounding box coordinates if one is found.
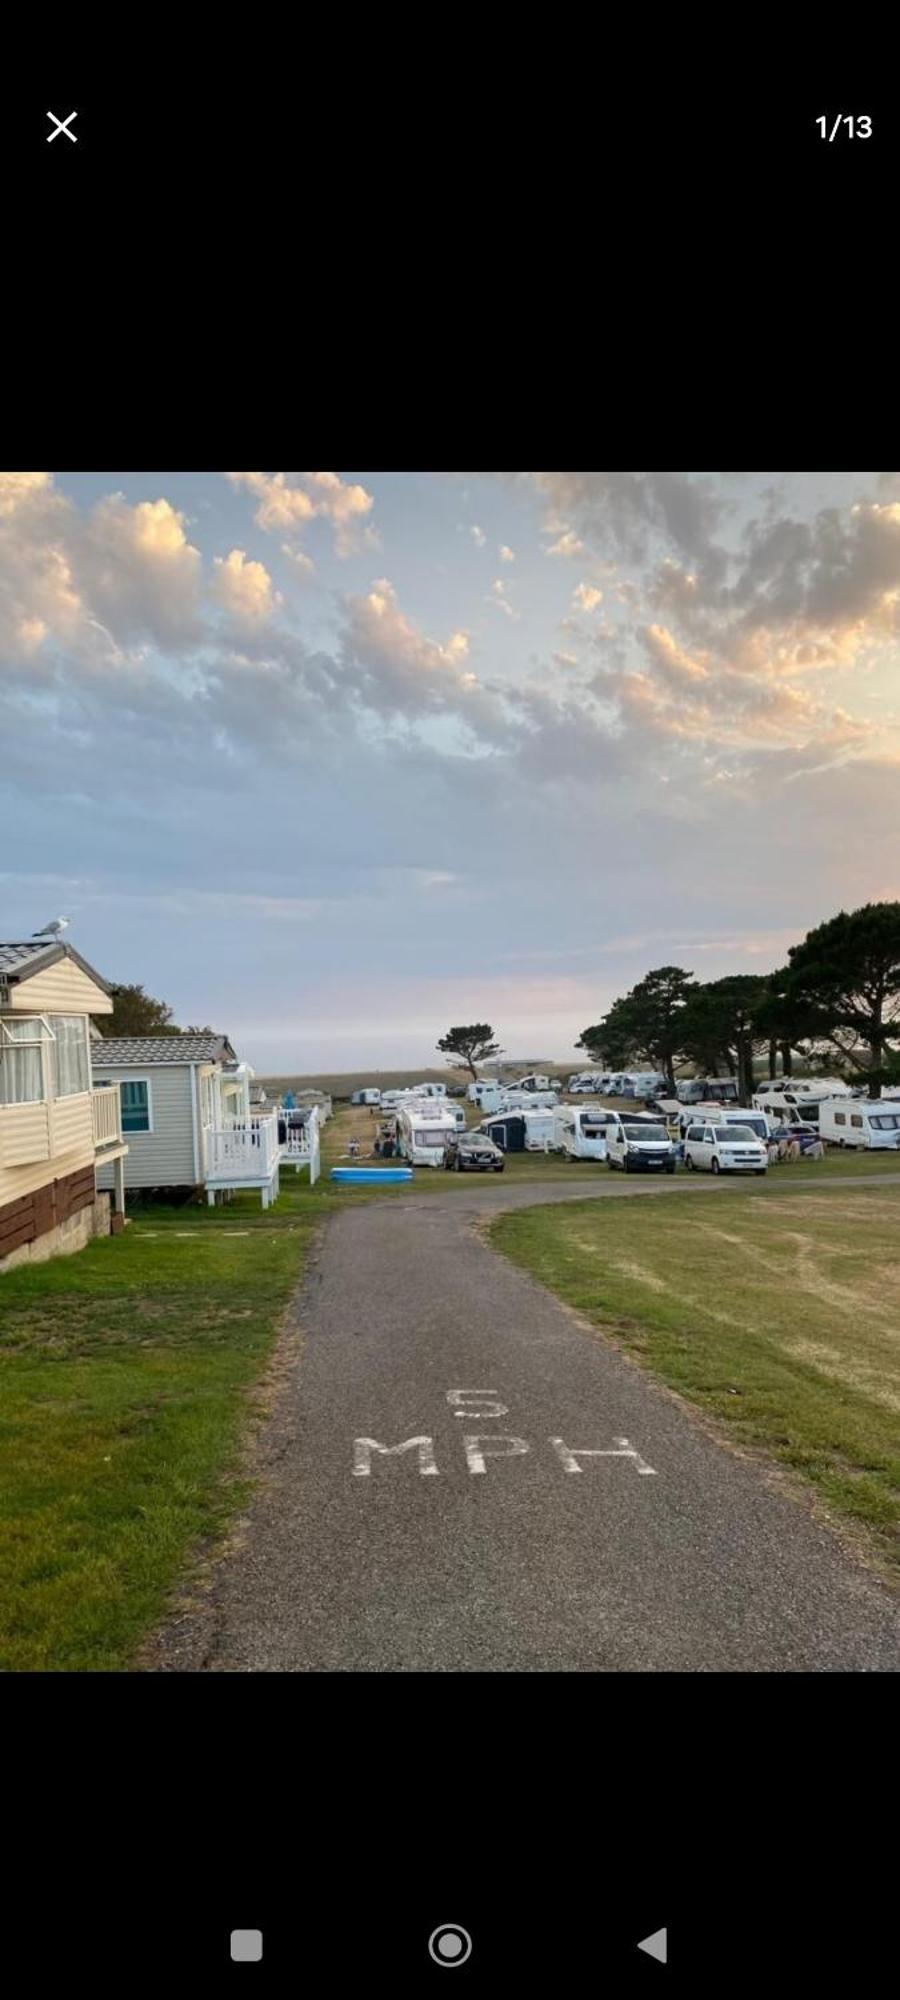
[156,1170,900,1671]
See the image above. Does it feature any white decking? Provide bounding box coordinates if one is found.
[206,1114,281,1207]
[280,1104,320,1184]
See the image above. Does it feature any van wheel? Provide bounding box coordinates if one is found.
[607,1157,615,1170]
[755,1169,766,1176]
[685,1154,694,1170]
[711,1158,720,1174]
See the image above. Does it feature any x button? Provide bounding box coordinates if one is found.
[47,110,78,144]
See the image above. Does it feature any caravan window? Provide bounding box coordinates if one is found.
[870,1114,900,1130]
[851,1114,863,1128]
[834,1111,846,1126]
[49,1016,90,1097]
[0,1015,54,1104]
[120,1079,151,1132]
[415,1126,452,1146]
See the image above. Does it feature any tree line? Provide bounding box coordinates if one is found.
[574,902,900,1100]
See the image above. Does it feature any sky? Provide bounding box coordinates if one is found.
[2,469,899,1071]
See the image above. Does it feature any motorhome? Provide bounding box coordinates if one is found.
[752,1090,819,1130]
[516,1073,551,1093]
[553,1104,617,1160]
[567,1071,602,1094]
[675,1076,741,1106]
[395,1103,458,1166]
[818,1099,900,1151]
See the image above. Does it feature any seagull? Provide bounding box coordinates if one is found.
[32,916,71,938]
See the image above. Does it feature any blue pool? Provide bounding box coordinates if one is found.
[330,1166,413,1184]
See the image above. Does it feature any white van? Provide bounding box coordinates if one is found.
[676,1103,770,1146]
[553,1104,616,1160]
[683,1118,769,1176]
[351,1087,381,1106]
[605,1116,676,1174]
[396,1104,458,1166]
[818,1100,900,1150]
[568,1070,602,1094]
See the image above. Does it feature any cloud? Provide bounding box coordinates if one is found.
[546,528,586,559]
[470,524,486,546]
[226,471,375,555]
[573,581,603,612]
[499,544,515,563]
[212,548,280,624]
[488,577,519,620]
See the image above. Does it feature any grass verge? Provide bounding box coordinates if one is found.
[490,1181,900,1578]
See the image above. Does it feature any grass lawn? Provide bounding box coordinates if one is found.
[491,1181,900,1576]
[0,1168,358,1672]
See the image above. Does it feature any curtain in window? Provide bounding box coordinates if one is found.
[49,1016,90,1097]
[0,1018,47,1104]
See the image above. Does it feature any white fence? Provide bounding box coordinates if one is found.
[207,1115,279,1183]
[280,1104,320,1184]
[92,1083,122,1149]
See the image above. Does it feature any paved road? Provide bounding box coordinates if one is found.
[157,1174,900,1672]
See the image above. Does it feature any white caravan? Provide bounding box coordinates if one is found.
[467,1079,506,1110]
[523,1108,556,1150]
[396,1103,458,1166]
[818,1099,900,1151]
[568,1070,602,1094]
[516,1073,551,1093]
[351,1087,381,1106]
[499,1089,559,1111]
[409,1081,447,1097]
[553,1104,617,1160]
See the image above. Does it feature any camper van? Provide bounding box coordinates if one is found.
[818,1100,900,1151]
[467,1079,506,1111]
[396,1103,458,1167]
[351,1087,381,1106]
[553,1105,617,1160]
[675,1076,741,1107]
[516,1073,551,1093]
[568,1071,602,1094]
[675,1103,770,1146]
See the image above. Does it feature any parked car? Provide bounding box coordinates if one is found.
[443,1130,505,1172]
[605,1118,676,1173]
[683,1120,768,1176]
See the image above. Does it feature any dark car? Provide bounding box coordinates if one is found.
[443,1131,505,1172]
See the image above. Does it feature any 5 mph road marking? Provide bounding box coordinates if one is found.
[353,1388,657,1478]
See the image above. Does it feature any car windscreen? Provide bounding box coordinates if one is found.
[713,1125,757,1141]
[623,1123,666,1141]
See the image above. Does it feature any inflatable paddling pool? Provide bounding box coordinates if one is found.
[330,1166,412,1184]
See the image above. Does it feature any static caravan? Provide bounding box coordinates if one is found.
[553,1104,616,1160]
[478,1112,526,1153]
[93,1035,282,1208]
[819,1100,900,1150]
[396,1103,457,1167]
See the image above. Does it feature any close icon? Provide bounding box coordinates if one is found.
[637,1928,668,1965]
[47,111,78,144]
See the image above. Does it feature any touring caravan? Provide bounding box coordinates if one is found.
[499,1089,558,1111]
[522,1108,556,1150]
[553,1105,616,1160]
[396,1103,458,1166]
[351,1087,381,1106]
[568,1071,602,1094]
[467,1079,506,1111]
[818,1100,900,1151]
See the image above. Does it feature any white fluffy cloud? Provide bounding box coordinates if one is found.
[573,581,603,612]
[212,548,280,624]
[226,471,375,557]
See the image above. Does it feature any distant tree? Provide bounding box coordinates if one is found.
[679,975,770,1101]
[581,967,694,1092]
[575,1021,634,1070]
[753,969,835,1080]
[437,1024,503,1082]
[100,983,175,1037]
[783,902,900,1098]
[181,1024,216,1036]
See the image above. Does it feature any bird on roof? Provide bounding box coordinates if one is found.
[32,917,70,937]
